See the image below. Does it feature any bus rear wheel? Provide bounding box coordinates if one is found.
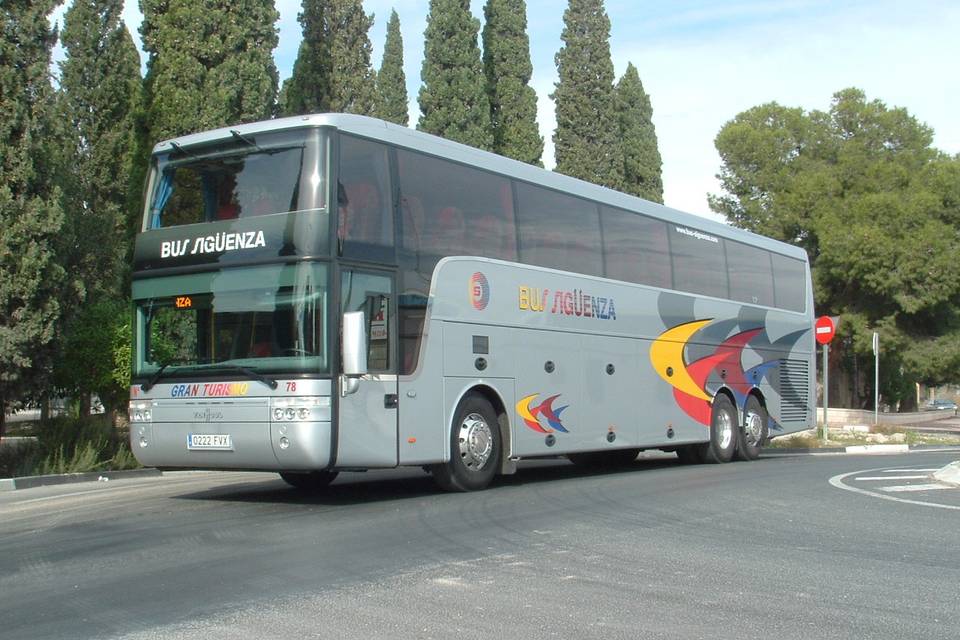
[736,396,767,461]
[431,394,501,492]
[279,470,338,490]
[698,394,738,464]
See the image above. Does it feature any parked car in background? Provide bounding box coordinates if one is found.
[924,399,958,412]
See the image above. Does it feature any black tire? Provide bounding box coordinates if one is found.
[431,394,501,492]
[736,396,768,461]
[279,470,338,490]
[697,394,738,464]
[675,445,701,464]
[567,448,640,467]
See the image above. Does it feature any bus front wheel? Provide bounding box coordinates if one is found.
[432,394,501,492]
[699,394,738,464]
[279,470,338,490]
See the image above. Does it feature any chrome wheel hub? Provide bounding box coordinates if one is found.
[458,412,493,470]
[717,410,734,450]
[744,409,763,446]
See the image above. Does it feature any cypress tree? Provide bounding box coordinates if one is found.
[284,0,377,116]
[482,0,542,165]
[418,0,493,150]
[141,0,279,143]
[374,9,408,126]
[552,0,623,190]
[616,63,663,202]
[59,0,142,297]
[0,1,67,434]
[55,0,144,415]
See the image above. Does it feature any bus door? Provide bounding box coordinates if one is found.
[336,268,399,468]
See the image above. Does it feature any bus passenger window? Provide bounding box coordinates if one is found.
[216,175,240,220]
[337,135,394,260]
[435,207,466,255]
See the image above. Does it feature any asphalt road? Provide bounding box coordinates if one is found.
[2,450,959,640]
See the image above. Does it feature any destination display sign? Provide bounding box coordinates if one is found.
[132,209,328,274]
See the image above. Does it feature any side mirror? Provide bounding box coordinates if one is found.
[341,311,368,377]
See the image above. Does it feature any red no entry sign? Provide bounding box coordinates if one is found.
[815,316,836,345]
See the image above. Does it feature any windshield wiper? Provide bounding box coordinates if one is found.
[230,129,264,152]
[140,357,213,391]
[141,363,172,392]
[208,364,279,390]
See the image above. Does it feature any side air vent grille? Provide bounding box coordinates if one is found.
[778,359,810,423]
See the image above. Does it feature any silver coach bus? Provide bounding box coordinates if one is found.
[128,114,815,491]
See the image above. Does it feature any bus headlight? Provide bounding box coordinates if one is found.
[270,397,328,422]
[129,402,153,423]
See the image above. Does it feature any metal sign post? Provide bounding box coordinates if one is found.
[823,344,829,442]
[873,331,879,425]
[815,316,838,443]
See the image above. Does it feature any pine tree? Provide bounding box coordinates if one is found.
[141,0,279,143]
[418,0,493,150]
[616,63,663,202]
[284,0,377,116]
[0,1,68,434]
[552,0,623,190]
[374,9,408,126]
[482,0,542,165]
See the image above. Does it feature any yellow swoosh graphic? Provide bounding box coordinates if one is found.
[650,319,712,401]
[516,394,540,424]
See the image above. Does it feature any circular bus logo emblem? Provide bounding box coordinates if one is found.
[471,272,490,310]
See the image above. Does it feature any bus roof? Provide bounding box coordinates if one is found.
[153,113,808,262]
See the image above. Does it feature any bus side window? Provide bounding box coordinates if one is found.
[435,206,466,255]
[337,135,393,259]
[400,195,425,252]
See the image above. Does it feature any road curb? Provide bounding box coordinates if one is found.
[0,468,162,492]
[933,462,960,487]
[765,444,960,456]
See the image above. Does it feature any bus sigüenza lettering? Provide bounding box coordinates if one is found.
[160,230,266,259]
[518,286,616,320]
[170,382,250,398]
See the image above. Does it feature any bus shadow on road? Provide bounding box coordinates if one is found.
[170,454,748,506]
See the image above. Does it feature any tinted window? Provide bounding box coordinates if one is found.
[396,149,517,262]
[395,150,516,374]
[338,135,394,261]
[726,240,775,307]
[772,253,807,312]
[516,183,602,276]
[601,206,671,288]
[669,225,729,297]
[147,129,318,229]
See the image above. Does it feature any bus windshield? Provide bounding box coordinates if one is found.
[145,128,326,230]
[132,263,329,377]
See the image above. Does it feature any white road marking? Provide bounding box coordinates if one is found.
[854,475,930,481]
[880,483,951,493]
[881,468,938,472]
[829,469,960,511]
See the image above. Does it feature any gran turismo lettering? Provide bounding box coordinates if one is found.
[170,382,251,398]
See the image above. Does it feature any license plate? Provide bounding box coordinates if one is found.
[187,434,233,450]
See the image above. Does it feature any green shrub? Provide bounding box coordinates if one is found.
[1,414,141,478]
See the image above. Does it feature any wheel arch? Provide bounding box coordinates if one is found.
[747,388,768,416]
[451,383,514,476]
[713,386,740,422]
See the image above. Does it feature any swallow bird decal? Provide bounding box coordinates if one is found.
[517,393,570,433]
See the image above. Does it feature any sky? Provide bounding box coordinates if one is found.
[51,0,960,223]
